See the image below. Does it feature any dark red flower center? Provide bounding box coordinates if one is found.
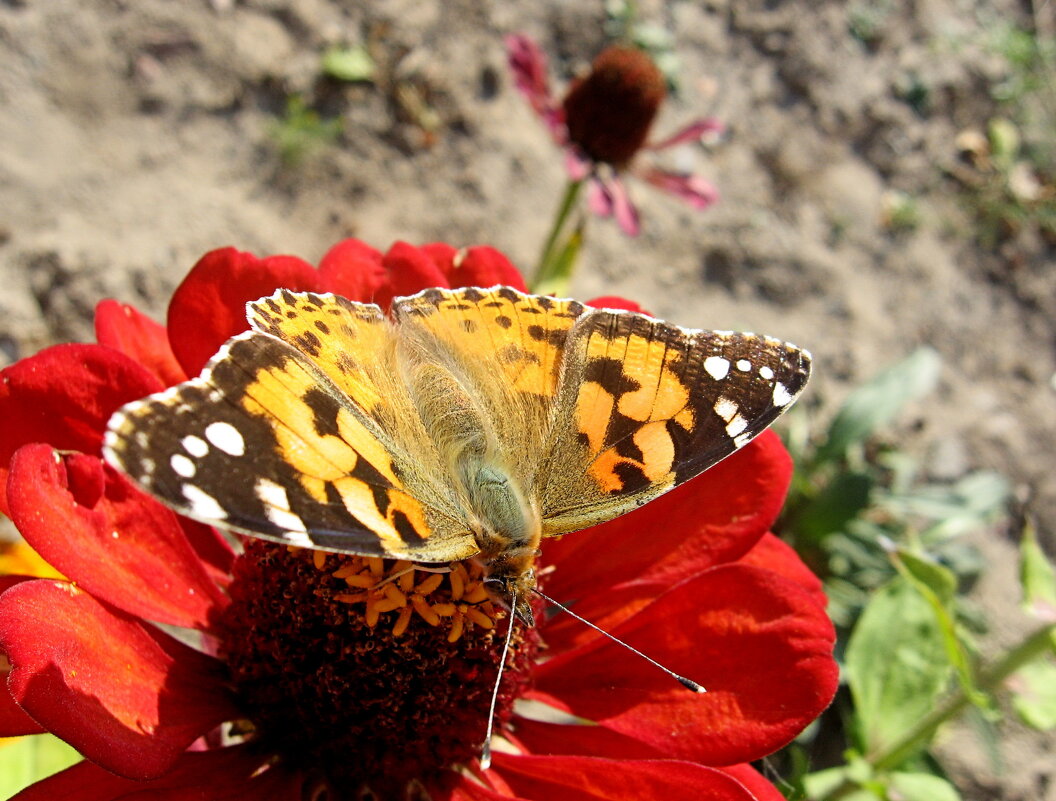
[220,541,540,799]
[562,45,667,167]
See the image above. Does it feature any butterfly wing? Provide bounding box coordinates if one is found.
[392,286,590,490]
[104,291,476,562]
[536,307,811,536]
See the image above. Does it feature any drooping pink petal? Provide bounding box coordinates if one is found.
[0,580,239,780]
[606,176,640,236]
[490,754,764,801]
[637,166,719,210]
[564,148,591,180]
[542,431,791,601]
[94,300,188,388]
[646,117,725,151]
[317,238,388,303]
[10,747,303,801]
[736,532,827,609]
[505,34,558,128]
[167,247,321,376]
[0,344,163,515]
[7,445,228,629]
[586,177,614,219]
[534,564,838,765]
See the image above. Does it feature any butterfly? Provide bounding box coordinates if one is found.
[103,285,810,625]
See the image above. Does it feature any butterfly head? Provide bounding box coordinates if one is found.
[482,566,537,627]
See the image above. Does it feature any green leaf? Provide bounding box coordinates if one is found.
[888,772,961,801]
[1019,519,1056,618]
[790,470,874,547]
[802,767,878,801]
[0,734,81,797]
[322,46,375,82]
[898,551,956,606]
[1011,657,1056,730]
[845,576,953,757]
[895,550,988,708]
[816,348,941,462]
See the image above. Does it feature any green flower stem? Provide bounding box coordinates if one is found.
[818,622,1056,800]
[532,178,585,296]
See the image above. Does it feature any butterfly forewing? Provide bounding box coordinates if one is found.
[536,308,810,536]
[104,326,476,562]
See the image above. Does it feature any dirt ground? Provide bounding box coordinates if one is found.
[1,1,1053,799]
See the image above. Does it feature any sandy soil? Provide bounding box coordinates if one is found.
[1,1,1053,799]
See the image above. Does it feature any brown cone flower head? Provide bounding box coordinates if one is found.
[562,45,667,168]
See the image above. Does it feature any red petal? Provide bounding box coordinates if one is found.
[178,519,236,587]
[535,564,838,765]
[167,247,320,376]
[490,754,761,801]
[445,246,527,290]
[0,345,162,514]
[7,445,227,629]
[375,241,449,309]
[718,764,787,801]
[317,238,388,303]
[0,580,238,780]
[584,297,645,313]
[0,684,43,735]
[1,577,45,735]
[10,747,303,801]
[542,431,791,600]
[512,715,664,760]
[94,300,187,388]
[419,242,460,275]
[448,776,531,801]
[737,533,827,609]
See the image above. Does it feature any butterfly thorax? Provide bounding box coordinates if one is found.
[461,459,542,627]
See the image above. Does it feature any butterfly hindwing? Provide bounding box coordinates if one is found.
[536,308,811,536]
[104,326,476,563]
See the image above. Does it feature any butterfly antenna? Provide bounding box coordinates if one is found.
[480,589,518,771]
[532,588,705,693]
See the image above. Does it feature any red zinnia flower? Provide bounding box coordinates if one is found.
[507,34,723,236]
[0,241,836,800]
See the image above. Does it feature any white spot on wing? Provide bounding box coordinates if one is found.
[773,382,793,407]
[268,507,309,533]
[182,485,228,521]
[759,366,774,380]
[703,356,730,381]
[170,454,196,478]
[255,478,307,533]
[726,414,748,438]
[282,529,315,548]
[713,396,739,422]
[255,478,291,510]
[182,435,208,458]
[205,421,245,457]
[736,359,751,372]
